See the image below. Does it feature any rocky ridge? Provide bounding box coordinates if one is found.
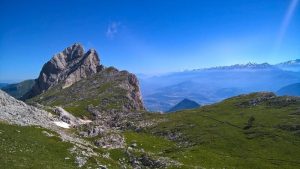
[23,43,103,99]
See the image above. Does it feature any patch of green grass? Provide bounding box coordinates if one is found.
[86,147,131,168]
[63,98,100,118]
[142,94,300,169]
[64,105,91,118]
[124,131,177,154]
[0,122,77,169]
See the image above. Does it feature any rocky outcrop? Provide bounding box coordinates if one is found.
[119,70,145,111]
[0,89,53,127]
[54,106,92,127]
[23,43,103,99]
[235,92,300,108]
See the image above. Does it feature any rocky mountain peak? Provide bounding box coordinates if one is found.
[62,43,84,61]
[23,43,103,99]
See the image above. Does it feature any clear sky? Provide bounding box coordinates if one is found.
[0,0,299,82]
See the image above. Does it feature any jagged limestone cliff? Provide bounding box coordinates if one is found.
[23,43,103,99]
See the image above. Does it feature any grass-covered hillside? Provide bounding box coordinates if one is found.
[0,122,77,169]
[128,92,300,168]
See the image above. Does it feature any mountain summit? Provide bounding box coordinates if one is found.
[23,43,103,99]
[167,98,200,113]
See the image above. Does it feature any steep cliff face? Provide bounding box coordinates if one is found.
[24,43,103,99]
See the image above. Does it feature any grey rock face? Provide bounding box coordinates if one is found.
[126,73,145,111]
[24,43,103,99]
[0,90,53,127]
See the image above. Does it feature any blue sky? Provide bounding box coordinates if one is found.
[0,0,299,82]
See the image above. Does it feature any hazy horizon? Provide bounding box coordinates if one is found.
[1,0,299,82]
[1,57,299,83]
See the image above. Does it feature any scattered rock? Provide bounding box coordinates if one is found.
[42,130,54,137]
[54,106,79,125]
[94,133,125,149]
[98,165,108,169]
[131,143,137,148]
[237,92,300,108]
[75,156,88,168]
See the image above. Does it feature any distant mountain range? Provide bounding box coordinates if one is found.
[276,59,300,72]
[139,59,300,112]
[194,62,275,71]
[167,98,200,113]
[2,59,300,113]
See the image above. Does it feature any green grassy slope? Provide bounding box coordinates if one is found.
[0,122,127,169]
[12,91,300,168]
[0,122,77,169]
[130,93,300,169]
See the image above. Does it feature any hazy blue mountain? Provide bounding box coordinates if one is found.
[277,83,300,96]
[0,83,9,88]
[139,60,300,112]
[1,80,35,99]
[167,98,200,113]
